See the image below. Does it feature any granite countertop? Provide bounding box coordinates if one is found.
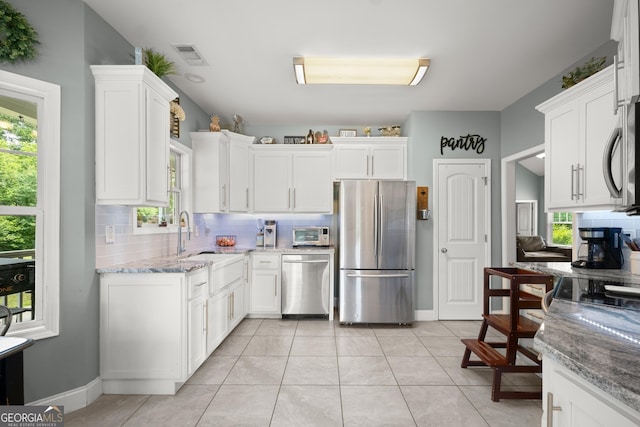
[97,246,334,274]
[515,261,640,285]
[534,298,640,412]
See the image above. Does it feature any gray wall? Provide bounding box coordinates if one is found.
[405,112,501,310]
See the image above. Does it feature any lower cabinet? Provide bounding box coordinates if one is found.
[206,289,229,355]
[542,357,640,426]
[249,253,281,317]
[100,268,208,395]
[99,255,249,395]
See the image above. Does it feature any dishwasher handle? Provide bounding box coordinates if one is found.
[282,259,329,264]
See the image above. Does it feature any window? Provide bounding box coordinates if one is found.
[133,140,191,234]
[0,71,60,339]
[550,212,572,245]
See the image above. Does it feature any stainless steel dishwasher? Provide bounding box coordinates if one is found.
[281,253,330,317]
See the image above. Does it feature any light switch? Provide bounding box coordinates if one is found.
[105,225,115,243]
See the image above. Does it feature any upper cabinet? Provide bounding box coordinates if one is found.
[332,137,407,180]
[536,66,620,211]
[251,145,333,213]
[91,65,178,206]
[611,0,640,109]
[192,131,255,213]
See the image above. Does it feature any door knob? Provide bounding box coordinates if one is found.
[441,248,448,253]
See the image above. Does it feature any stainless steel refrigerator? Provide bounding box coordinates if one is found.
[337,180,416,324]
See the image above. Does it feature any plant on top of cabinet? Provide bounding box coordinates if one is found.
[143,48,177,78]
[561,56,606,89]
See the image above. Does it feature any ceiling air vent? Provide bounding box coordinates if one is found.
[171,44,208,66]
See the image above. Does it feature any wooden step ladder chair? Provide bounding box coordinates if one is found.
[461,267,554,402]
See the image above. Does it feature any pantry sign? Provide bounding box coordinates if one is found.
[440,134,486,155]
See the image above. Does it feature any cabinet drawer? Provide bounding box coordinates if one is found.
[252,253,280,269]
[187,268,208,299]
[210,258,244,294]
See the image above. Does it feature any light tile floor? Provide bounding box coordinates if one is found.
[66,318,543,426]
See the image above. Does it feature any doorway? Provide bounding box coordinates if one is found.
[433,159,491,320]
[501,144,545,266]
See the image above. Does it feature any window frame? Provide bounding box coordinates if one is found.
[548,211,573,247]
[0,71,60,340]
[132,139,192,235]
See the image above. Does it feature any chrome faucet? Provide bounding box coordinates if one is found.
[177,210,191,256]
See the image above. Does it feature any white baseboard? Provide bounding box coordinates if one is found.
[28,376,102,413]
[414,310,437,321]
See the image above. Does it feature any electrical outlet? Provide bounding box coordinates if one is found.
[105,225,115,243]
[194,226,200,237]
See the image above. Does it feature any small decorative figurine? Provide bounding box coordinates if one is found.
[209,115,221,132]
[232,114,243,133]
[306,129,314,144]
[363,127,371,137]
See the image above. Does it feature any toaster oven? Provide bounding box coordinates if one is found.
[292,226,330,247]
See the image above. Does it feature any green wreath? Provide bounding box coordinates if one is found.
[0,1,39,64]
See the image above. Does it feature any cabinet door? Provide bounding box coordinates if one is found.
[334,145,370,179]
[229,142,249,212]
[187,296,206,375]
[370,145,406,179]
[581,82,620,207]
[206,290,229,355]
[253,151,291,212]
[292,151,332,212]
[145,86,170,205]
[229,279,246,330]
[95,79,145,204]
[192,134,227,213]
[545,102,580,210]
[543,358,640,427]
[250,269,280,314]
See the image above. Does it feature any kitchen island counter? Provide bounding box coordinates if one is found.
[534,298,640,413]
[515,261,640,285]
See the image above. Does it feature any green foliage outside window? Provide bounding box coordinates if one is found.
[551,212,573,245]
[0,112,37,251]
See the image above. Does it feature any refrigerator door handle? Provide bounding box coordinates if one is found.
[378,194,384,260]
[346,273,410,278]
[373,192,378,258]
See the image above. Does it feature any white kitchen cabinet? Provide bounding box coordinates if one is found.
[100,267,207,395]
[536,65,620,211]
[542,357,640,427]
[228,132,254,212]
[249,253,281,317]
[187,268,208,375]
[332,137,407,180]
[229,278,245,330]
[192,131,255,213]
[91,65,177,206]
[612,0,640,108]
[251,145,333,213]
[206,289,229,354]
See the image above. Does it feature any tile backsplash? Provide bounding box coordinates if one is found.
[96,205,332,268]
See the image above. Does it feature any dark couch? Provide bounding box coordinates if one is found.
[516,235,572,263]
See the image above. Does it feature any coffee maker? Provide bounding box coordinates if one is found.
[264,220,277,248]
[572,227,623,269]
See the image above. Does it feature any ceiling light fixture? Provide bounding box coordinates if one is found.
[293,57,430,86]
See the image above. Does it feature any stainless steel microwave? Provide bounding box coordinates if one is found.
[292,226,330,247]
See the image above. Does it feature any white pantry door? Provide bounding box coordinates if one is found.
[516,201,537,236]
[434,160,490,320]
